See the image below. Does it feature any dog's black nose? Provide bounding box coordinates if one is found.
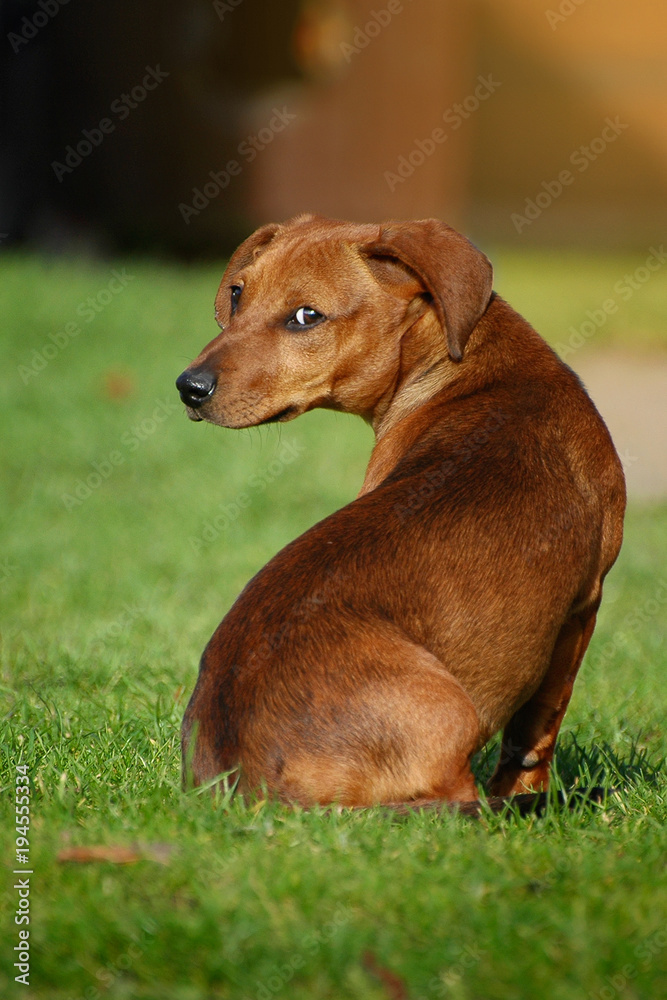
[176,368,217,408]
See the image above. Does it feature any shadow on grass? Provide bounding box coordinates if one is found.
[473,729,663,792]
[554,732,663,788]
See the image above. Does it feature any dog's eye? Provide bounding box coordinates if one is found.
[286,306,325,331]
[230,285,242,316]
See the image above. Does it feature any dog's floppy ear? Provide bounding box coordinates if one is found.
[223,222,281,278]
[365,220,493,361]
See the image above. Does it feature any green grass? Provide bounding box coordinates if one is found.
[1,251,666,1000]
[492,246,667,353]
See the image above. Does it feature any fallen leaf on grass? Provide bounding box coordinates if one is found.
[362,950,410,1000]
[57,843,174,865]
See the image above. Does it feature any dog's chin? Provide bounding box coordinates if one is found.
[187,403,302,429]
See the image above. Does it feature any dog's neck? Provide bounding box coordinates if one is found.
[371,310,460,440]
[358,310,493,497]
[372,360,450,439]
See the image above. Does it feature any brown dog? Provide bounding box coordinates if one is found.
[176,215,625,807]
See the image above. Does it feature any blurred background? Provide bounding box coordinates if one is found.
[2,0,666,503]
[2,0,667,255]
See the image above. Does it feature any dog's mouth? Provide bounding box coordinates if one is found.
[260,405,299,424]
[185,403,299,428]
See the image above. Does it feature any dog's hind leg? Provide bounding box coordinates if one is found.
[266,637,482,807]
[487,604,599,797]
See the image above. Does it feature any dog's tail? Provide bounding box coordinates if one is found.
[376,786,613,818]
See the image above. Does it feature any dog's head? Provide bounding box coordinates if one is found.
[176,215,493,428]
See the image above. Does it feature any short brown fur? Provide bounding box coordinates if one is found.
[176,215,625,807]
